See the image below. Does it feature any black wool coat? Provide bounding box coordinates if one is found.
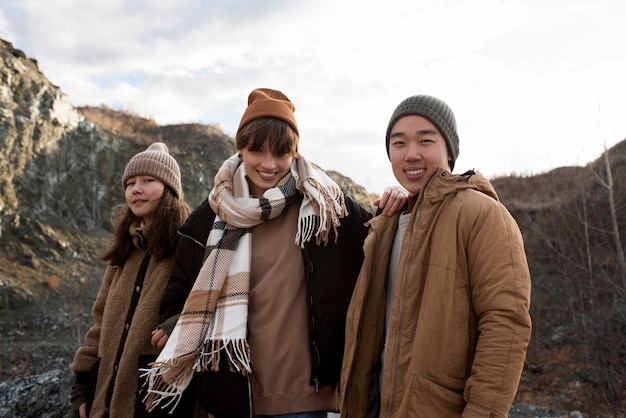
[159,192,373,417]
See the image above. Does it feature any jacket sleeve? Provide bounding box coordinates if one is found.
[339,192,374,280]
[159,199,214,325]
[343,192,374,241]
[158,234,205,322]
[72,265,116,373]
[463,198,532,417]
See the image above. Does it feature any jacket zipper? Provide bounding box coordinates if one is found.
[310,295,322,392]
[304,250,322,393]
[385,196,424,416]
[247,374,253,418]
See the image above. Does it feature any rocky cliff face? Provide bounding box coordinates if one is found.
[1,39,88,229]
[0,38,233,237]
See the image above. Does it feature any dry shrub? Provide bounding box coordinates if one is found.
[46,275,60,289]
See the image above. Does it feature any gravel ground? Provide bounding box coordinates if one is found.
[326,403,586,418]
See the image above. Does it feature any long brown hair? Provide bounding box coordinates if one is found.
[100,186,190,265]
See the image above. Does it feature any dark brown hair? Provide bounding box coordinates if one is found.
[100,186,190,265]
[236,117,299,158]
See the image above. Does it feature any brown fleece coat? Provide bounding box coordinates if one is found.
[340,168,532,418]
[72,248,174,418]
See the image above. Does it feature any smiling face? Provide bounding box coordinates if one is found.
[241,138,293,197]
[124,175,165,224]
[388,115,451,196]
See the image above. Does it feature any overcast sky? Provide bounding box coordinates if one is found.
[2,0,625,194]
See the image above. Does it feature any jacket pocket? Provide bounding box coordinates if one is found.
[407,373,465,417]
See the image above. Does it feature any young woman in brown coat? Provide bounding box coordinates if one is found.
[70,143,193,418]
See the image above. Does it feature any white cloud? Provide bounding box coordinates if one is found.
[1,0,625,194]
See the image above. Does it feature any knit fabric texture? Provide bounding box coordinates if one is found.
[385,94,460,170]
[122,142,183,198]
[237,88,299,136]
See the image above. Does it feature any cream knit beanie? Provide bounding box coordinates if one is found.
[122,142,182,198]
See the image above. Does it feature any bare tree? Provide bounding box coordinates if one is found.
[590,144,626,289]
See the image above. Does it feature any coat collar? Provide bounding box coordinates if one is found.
[368,167,499,230]
[420,167,499,204]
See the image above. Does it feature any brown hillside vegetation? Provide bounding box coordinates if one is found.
[78,105,161,145]
[492,140,626,416]
[79,105,227,148]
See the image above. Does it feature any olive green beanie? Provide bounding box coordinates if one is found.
[385,94,460,170]
[122,142,182,198]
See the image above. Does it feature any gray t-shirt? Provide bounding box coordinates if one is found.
[381,211,412,387]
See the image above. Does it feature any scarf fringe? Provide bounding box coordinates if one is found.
[141,354,197,414]
[297,176,347,247]
[142,339,251,414]
[199,338,252,374]
[296,215,316,247]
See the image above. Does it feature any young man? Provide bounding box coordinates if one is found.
[340,95,532,417]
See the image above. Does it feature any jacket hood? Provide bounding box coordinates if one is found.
[422,167,499,204]
[367,168,499,229]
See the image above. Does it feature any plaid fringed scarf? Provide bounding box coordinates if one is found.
[142,153,347,413]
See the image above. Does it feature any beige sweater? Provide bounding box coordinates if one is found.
[248,198,338,415]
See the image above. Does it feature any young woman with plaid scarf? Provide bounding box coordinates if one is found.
[143,89,406,418]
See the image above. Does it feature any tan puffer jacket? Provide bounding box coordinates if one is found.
[341,168,532,418]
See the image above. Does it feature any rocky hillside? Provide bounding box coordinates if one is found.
[1,37,624,417]
[490,147,626,417]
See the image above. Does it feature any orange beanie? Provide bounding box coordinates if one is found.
[236,88,299,136]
